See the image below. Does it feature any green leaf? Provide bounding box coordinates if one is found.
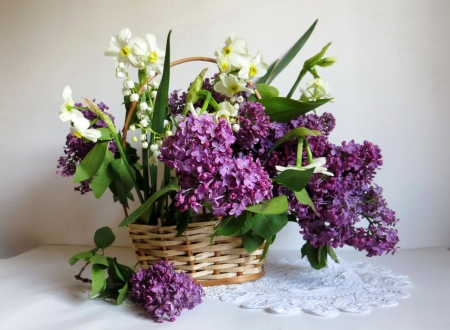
[260,234,276,260]
[110,158,134,208]
[250,213,288,240]
[183,68,208,115]
[246,195,288,215]
[256,59,278,84]
[264,127,321,156]
[94,288,118,300]
[119,178,179,227]
[152,30,171,135]
[318,245,328,266]
[242,229,265,253]
[238,213,254,235]
[117,282,129,305]
[74,141,108,183]
[116,263,134,282]
[255,83,279,98]
[106,257,124,284]
[89,254,109,267]
[175,210,190,237]
[91,151,114,199]
[301,242,327,270]
[93,227,115,250]
[89,247,100,255]
[274,167,315,192]
[89,264,106,298]
[258,97,332,123]
[266,20,318,84]
[97,128,112,141]
[327,245,339,263]
[215,212,249,236]
[294,189,317,214]
[68,251,93,266]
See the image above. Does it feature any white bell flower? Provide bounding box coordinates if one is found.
[238,51,268,80]
[130,93,139,102]
[153,150,161,158]
[139,102,148,111]
[152,80,160,88]
[124,79,135,89]
[59,86,79,122]
[214,74,251,98]
[150,144,159,152]
[142,141,149,149]
[140,134,146,141]
[104,28,146,68]
[140,119,149,127]
[275,157,334,176]
[70,115,102,143]
[116,72,124,78]
[122,88,131,96]
[129,125,136,132]
[133,34,165,74]
[151,91,157,98]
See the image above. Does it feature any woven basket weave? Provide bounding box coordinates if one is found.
[123,57,265,286]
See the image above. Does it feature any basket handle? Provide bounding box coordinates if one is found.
[121,56,261,147]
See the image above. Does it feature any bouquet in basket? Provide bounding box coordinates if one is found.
[57,20,399,322]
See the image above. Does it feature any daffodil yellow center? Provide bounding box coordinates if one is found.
[229,84,239,94]
[120,46,131,57]
[74,132,83,139]
[249,65,258,77]
[148,52,158,63]
[221,62,228,70]
[223,47,231,55]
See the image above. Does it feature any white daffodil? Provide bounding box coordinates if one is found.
[70,116,101,142]
[59,86,79,122]
[187,102,202,117]
[218,101,238,116]
[214,74,252,98]
[300,78,332,102]
[133,34,165,74]
[238,51,268,80]
[215,34,250,69]
[104,28,146,68]
[276,157,334,176]
[216,50,232,73]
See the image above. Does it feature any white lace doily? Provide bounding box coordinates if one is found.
[203,257,412,317]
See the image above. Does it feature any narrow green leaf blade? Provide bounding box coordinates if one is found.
[93,227,115,250]
[89,254,109,267]
[73,141,107,183]
[246,195,288,215]
[327,245,339,263]
[68,251,93,266]
[267,20,318,84]
[294,189,317,214]
[255,59,278,84]
[89,264,106,298]
[274,167,315,192]
[250,214,288,240]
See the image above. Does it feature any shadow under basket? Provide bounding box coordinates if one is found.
[128,220,265,286]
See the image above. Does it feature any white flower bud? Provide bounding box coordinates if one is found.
[237,96,244,103]
[153,150,161,158]
[142,84,149,92]
[139,61,146,69]
[140,134,146,141]
[148,156,157,166]
[150,144,159,152]
[229,97,235,104]
[124,79,134,89]
[232,123,240,132]
[148,70,156,78]
[129,125,136,132]
[152,80,160,88]
[142,141,149,149]
[122,88,131,96]
[139,102,148,111]
[234,103,240,110]
[116,71,124,78]
[147,107,153,114]
[165,131,172,137]
[156,140,163,146]
[118,62,125,69]
[140,119,148,127]
[132,136,138,142]
[130,93,139,102]
[163,120,169,127]
[151,91,157,98]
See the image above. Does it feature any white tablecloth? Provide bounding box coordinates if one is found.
[0,245,449,330]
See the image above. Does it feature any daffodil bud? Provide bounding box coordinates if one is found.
[316,57,337,67]
[124,80,134,89]
[139,102,148,111]
[122,88,131,96]
[129,125,136,132]
[151,91,157,98]
[130,93,139,102]
[232,123,240,132]
[140,119,148,127]
[116,71,124,78]
[142,141,149,149]
[150,144,159,152]
[237,96,244,103]
[140,134,146,141]
[148,70,156,78]
[118,62,125,69]
[132,136,138,142]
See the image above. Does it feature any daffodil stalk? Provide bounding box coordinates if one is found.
[303,138,314,165]
[296,137,304,168]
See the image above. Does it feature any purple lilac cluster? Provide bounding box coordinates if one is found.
[56,101,117,194]
[129,261,204,323]
[234,101,271,151]
[159,114,272,217]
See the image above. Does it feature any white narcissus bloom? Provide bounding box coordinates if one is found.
[218,101,238,116]
[238,51,268,80]
[59,86,79,122]
[70,115,102,143]
[215,34,250,70]
[133,34,165,74]
[214,74,252,98]
[104,28,146,68]
[215,51,232,73]
[275,157,334,176]
[300,78,332,102]
[187,103,201,117]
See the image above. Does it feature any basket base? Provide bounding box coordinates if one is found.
[196,269,265,286]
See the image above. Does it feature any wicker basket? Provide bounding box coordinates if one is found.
[123,57,264,286]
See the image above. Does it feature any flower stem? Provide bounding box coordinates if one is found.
[200,91,211,114]
[296,137,304,167]
[287,69,307,99]
[304,138,313,164]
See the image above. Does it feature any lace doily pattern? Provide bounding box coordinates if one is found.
[203,257,411,316]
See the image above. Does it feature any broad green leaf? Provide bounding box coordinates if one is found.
[258,97,332,123]
[260,234,276,261]
[107,257,125,284]
[117,282,129,305]
[238,212,254,235]
[246,195,288,215]
[327,245,339,264]
[68,251,93,266]
[74,141,108,183]
[97,128,112,141]
[119,178,179,227]
[256,59,279,84]
[294,189,317,214]
[242,229,265,253]
[89,254,109,267]
[175,210,190,237]
[152,30,171,135]
[89,247,100,255]
[266,20,318,84]
[215,212,249,236]
[110,158,134,208]
[318,245,328,266]
[301,242,327,270]
[94,288,118,300]
[93,227,115,250]
[265,127,321,156]
[274,167,315,192]
[89,264,106,298]
[116,263,134,282]
[255,83,279,98]
[250,214,288,240]
[91,151,114,199]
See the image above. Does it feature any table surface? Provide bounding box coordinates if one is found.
[0,245,449,330]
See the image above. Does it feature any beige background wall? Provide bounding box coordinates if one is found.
[0,0,449,258]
